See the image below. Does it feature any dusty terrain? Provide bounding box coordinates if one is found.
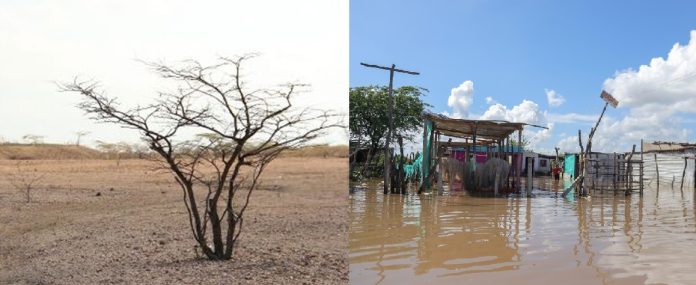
[0,157,347,284]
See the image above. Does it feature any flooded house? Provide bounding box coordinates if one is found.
[417,112,547,194]
[521,152,555,176]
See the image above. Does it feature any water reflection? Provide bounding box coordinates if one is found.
[350,179,696,285]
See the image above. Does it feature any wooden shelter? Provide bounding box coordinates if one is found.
[419,112,546,193]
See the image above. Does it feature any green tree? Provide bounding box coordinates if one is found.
[510,135,531,152]
[349,85,428,174]
[22,134,44,145]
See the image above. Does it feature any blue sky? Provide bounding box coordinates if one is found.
[350,0,696,154]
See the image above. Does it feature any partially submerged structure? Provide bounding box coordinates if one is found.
[642,141,696,189]
[580,152,644,194]
[559,140,696,195]
[521,152,556,176]
[418,113,546,194]
[563,144,647,195]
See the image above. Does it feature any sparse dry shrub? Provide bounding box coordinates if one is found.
[8,162,45,203]
[60,55,342,260]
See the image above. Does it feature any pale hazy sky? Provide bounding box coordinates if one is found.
[0,0,348,146]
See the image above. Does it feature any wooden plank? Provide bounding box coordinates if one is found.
[600,90,619,108]
[359,62,420,75]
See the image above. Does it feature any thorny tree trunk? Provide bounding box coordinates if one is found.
[349,136,363,178]
[361,146,374,177]
[9,162,44,203]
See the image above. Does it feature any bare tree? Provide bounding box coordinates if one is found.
[95,140,135,165]
[22,134,44,145]
[59,55,342,260]
[9,162,45,203]
[75,131,90,146]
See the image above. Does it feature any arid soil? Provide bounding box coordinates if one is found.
[0,158,347,284]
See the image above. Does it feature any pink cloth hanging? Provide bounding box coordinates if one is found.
[453,150,466,161]
[475,153,487,164]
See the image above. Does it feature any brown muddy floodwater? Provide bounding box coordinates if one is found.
[350,178,696,285]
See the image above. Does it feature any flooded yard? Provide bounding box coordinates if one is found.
[350,178,696,285]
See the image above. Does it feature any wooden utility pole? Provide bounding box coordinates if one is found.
[360,62,419,194]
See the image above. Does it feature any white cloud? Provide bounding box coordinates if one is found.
[603,30,696,111]
[441,30,696,154]
[545,89,565,107]
[592,110,689,152]
[480,99,547,126]
[447,80,474,118]
[593,30,696,151]
[479,99,551,151]
[557,135,580,153]
[527,123,554,153]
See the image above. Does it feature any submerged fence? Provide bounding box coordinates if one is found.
[584,152,644,193]
[583,151,696,194]
[642,151,696,189]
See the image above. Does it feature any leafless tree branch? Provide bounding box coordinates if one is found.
[59,55,343,260]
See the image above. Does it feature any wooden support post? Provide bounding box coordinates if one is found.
[497,140,502,158]
[527,158,533,197]
[654,153,659,187]
[681,157,687,190]
[693,158,696,189]
[518,129,522,190]
[640,139,643,162]
[398,136,406,194]
[640,139,644,194]
[505,137,510,188]
[592,153,598,193]
[625,145,636,195]
[383,65,395,194]
[562,93,617,197]
[494,165,500,196]
[672,175,675,188]
[418,121,432,194]
[639,160,643,194]
[437,157,444,195]
[429,128,435,186]
[613,152,617,192]
[471,123,478,191]
[420,121,428,191]
[464,138,469,164]
[360,62,419,195]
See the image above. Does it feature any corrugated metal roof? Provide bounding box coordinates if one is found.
[423,112,547,141]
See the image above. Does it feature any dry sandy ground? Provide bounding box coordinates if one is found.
[0,158,347,284]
